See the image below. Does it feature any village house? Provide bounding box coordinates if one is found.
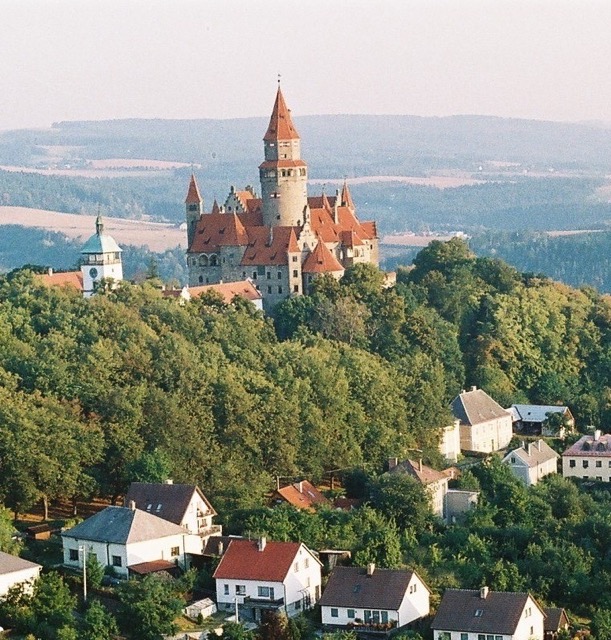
[450,386,513,454]
[502,440,559,486]
[271,480,330,510]
[161,279,263,310]
[562,430,611,482]
[213,537,322,622]
[124,480,221,540]
[543,607,570,640]
[0,552,42,596]
[319,564,430,635]
[510,404,574,437]
[431,587,546,640]
[61,504,204,578]
[185,86,379,311]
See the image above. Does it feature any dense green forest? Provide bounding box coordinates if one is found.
[4,242,611,635]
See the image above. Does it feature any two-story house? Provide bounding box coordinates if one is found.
[502,440,559,486]
[562,430,611,481]
[213,537,322,622]
[124,480,221,540]
[431,587,545,640]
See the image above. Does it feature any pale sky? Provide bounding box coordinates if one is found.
[1,0,611,130]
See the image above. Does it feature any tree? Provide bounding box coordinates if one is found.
[117,574,184,640]
[80,599,119,640]
[369,473,432,531]
[86,552,105,590]
[590,608,611,640]
[217,621,257,640]
[0,506,21,554]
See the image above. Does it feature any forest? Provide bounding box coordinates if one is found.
[2,240,611,637]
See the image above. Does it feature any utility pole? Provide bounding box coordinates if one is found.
[79,544,88,603]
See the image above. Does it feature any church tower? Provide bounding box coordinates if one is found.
[185,173,204,246]
[259,86,308,227]
[80,216,123,298]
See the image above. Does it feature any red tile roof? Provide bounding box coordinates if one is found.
[188,280,262,304]
[274,481,330,510]
[189,213,249,253]
[240,226,298,266]
[302,239,344,274]
[185,174,202,204]
[341,181,355,209]
[340,229,364,248]
[36,270,84,291]
[388,459,448,486]
[213,539,303,582]
[263,87,300,142]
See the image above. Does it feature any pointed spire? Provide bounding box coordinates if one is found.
[211,199,220,215]
[341,180,355,210]
[264,86,300,142]
[185,173,203,204]
[96,214,104,235]
[302,237,344,274]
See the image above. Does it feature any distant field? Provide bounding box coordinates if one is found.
[311,175,485,189]
[0,164,175,178]
[382,233,455,246]
[0,206,185,251]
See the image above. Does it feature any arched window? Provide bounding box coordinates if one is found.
[210,255,218,266]
[199,255,209,267]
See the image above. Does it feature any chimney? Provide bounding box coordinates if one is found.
[258,536,267,552]
[521,440,526,451]
[480,586,489,599]
[367,563,375,576]
[388,457,398,471]
[299,481,304,494]
[165,479,173,485]
[217,541,224,556]
[536,440,542,451]
[594,429,602,441]
[528,444,533,457]
[471,385,477,392]
[129,500,136,511]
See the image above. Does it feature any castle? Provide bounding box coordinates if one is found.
[185,86,379,310]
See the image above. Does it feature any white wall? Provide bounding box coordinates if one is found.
[321,605,398,627]
[563,454,611,481]
[440,421,461,462]
[460,415,513,453]
[397,574,430,625]
[0,566,41,596]
[512,595,545,640]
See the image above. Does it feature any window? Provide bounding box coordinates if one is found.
[277,272,282,279]
[236,585,246,595]
[278,286,283,294]
[112,555,122,567]
[224,584,229,595]
[461,634,468,640]
[267,272,271,279]
[475,609,484,617]
[293,270,298,278]
[69,549,79,561]
[439,634,451,640]
[381,611,388,624]
[171,546,180,557]
[597,460,602,467]
[293,285,299,293]
[570,460,576,468]
[478,635,486,640]
[530,627,534,636]
[347,609,355,619]
[304,558,309,568]
[258,586,274,599]
[511,456,516,463]
[583,460,589,468]
[294,562,299,572]
[267,286,272,294]
[292,256,298,262]
[331,608,338,618]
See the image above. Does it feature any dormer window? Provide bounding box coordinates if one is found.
[474,609,483,617]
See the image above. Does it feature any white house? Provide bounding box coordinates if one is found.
[124,481,221,539]
[502,440,559,486]
[450,387,513,453]
[388,458,449,519]
[213,537,322,622]
[319,564,430,632]
[62,504,203,578]
[562,430,611,481]
[431,587,545,640]
[0,551,42,596]
[440,420,461,463]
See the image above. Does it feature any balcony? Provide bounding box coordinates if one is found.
[243,596,285,610]
[199,524,222,538]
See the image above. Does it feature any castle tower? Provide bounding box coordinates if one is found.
[80,216,123,298]
[185,174,204,246]
[259,86,308,227]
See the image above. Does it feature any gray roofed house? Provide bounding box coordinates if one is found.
[502,440,559,485]
[319,565,430,632]
[450,386,513,453]
[0,551,42,596]
[544,607,570,639]
[510,404,574,437]
[61,505,204,578]
[124,481,220,538]
[431,587,545,640]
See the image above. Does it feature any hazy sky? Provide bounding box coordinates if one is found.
[2,0,611,130]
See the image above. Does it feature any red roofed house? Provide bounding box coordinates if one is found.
[562,429,611,481]
[272,480,330,511]
[185,86,379,311]
[162,279,263,310]
[213,537,322,622]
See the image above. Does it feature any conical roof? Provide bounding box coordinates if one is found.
[185,174,202,204]
[302,239,344,273]
[341,180,355,210]
[263,86,300,142]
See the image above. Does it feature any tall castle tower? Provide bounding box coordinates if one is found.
[259,86,308,227]
[185,173,204,247]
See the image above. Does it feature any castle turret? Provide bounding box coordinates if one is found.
[80,215,123,298]
[185,174,204,247]
[259,86,308,227]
